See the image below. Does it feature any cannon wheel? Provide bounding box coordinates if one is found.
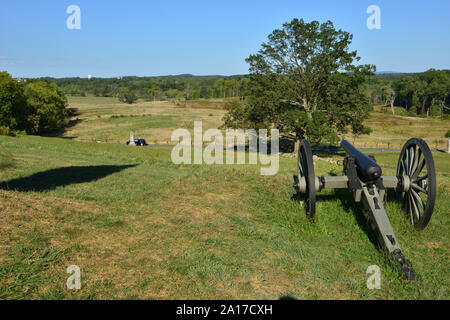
[396,138,436,230]
[298,139,316,219]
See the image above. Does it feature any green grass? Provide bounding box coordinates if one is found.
[0,134,448,299]
[63,96,226,144]
[64,96,450,150]
[70,114,179,143]
[345,111,450,150]
[0,150,15,169]
[1,96,449,299]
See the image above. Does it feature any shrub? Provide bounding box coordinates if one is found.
[407,110,418,117]
[429,105,442,117]
[118,87,137,104]
[0,126,16,136]
[445,130,450,138]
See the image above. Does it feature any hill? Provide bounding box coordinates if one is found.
[0,98,449,299]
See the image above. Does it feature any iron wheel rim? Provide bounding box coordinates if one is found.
[396,138,436,230]
[297,139,316,219]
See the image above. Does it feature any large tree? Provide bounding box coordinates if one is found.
[24,80,69,133]
[223,18,374,145]
[0,71,30,131]
[0,72,69,134]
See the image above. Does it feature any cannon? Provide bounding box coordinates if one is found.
[293,138,437,280]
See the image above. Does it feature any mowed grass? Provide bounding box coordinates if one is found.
[345,112,450,150]
[0,134,448,299]
[62,96,228,144]
[64,96,450,150]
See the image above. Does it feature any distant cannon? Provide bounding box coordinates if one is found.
[293,138,436,280]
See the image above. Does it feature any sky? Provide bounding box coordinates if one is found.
[1,0,449,78]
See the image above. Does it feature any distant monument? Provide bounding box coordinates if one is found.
[129,131,136,146]
[88,75,92,80]
[447,138,450,154]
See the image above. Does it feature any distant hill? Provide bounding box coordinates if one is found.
[372,72,420,81]
[375,71,401,74]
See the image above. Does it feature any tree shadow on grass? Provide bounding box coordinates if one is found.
[41,118,84,139]
[0,165,136,192]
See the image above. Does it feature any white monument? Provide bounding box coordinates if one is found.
[447,138,450,154]
[88,75,92,80]
[129,131,136,146]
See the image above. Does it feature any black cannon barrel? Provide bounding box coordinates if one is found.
[340,140,382,181]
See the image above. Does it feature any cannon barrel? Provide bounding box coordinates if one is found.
[341,140,382,181]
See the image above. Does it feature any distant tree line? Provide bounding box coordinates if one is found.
[367,69,450,116]
[1,67,448,138]
[0,71,68,135]
[47,75,250,103]
[47,71,450,117]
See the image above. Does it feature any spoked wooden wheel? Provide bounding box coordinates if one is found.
[396,138,436,230]
[297,139,316,219]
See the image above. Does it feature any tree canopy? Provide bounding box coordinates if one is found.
[117,87,138,104]
[24,80,68,133]
[394,69,450,116]
[48,75,249,102]
[0,72,68,135]
[222,18,374,145]
[0,71,29,130]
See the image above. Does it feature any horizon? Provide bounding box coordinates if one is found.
[1,0,450,78]
[13,70,450,80]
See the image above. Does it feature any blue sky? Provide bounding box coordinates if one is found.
[1,0,449,78]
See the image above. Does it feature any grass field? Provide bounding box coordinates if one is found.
[60,96,228,144]
[346,112,450,151]
[62,96,450,150]
[0,96,449,299]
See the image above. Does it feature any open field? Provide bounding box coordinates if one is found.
[61,96,229,144]
[345,112,450,151]
[0,133,449,299]
[2,0,449,302]
[63,96,450,150]
[0,96,449,299]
